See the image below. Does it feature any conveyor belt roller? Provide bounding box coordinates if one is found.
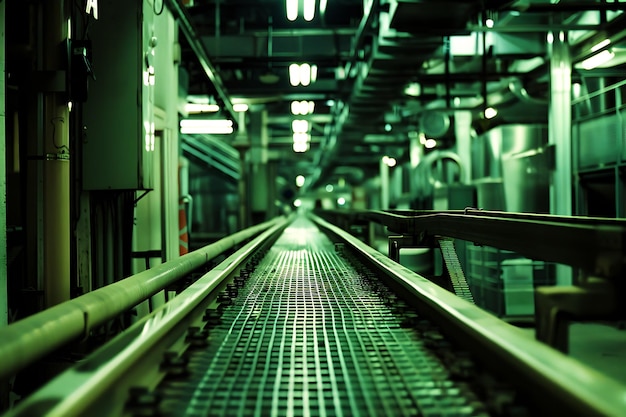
[158,218,490,417]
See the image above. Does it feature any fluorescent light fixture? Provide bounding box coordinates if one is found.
[184,103,220,114]
[303,0,315,21]
[291,100,315,115]
[289,63,315,87]
[233,103,249,112]
[180,119,234,134]
[300,63,311,86]
[591,39,611,52]
[293,141,310,153]
[293,132,310,143]
[289,63,300,86]
[581,49,615,70]
[320,0,327,14]
[292,119,309,133]
[484,107,498,119]
[286,0,298,21]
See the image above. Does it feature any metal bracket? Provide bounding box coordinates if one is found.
[388,235,421,263]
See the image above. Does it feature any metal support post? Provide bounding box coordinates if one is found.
[42,0,71,307]
[548,31,573,286]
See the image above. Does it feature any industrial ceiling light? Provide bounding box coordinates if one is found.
[424,139,437,149]
[303,0,315,21]
[296,175,306,187]
[580,49,615,70]
[233,103,249,112]
[300,63,311,86]
[291,100,315,115]
[184,103,220,114]
[286,0,298,21]
[382,156,397,167]
[484,107,498,119]
[289,63,300,86]
[289,63,316,87]
[180,119,234,135]
[292,119,309,133]
[591,38,611,53]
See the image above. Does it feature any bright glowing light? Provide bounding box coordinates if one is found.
[303,0,315,21]
[293,142,309,153]
[184,103,220,114]
[581,50,615,70]
[289,64,316,87]
[233,103,249,112]
[320,0,328,14]
[294,199,303,208]
[325,184,334,192]
[294,132,310,141]
[289,63,300,86]
[292,119,309,133]
[180,119,234,134]
[337,197,346,206]
[424,139,437,149]
[404,82,421,97]
[291,100,315,115]
[286,0,298,21]
[485,18,494,28]
[300,63,311,86]
[591,39,611,53]
[296,175,306,187]
[484,107,498,119]
[382,156,396,167]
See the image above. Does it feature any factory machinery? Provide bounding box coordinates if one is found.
[1,211,626,416]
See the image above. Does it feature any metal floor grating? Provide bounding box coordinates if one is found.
[159,218,484,417]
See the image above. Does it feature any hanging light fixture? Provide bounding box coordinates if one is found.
[286,0,298,21]
[289,63,317,87]
[303,0,315,21]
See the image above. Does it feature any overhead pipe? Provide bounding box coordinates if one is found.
[165,0,236,121]
[0,216,289,381]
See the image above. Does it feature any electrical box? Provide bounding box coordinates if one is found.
[82,0,154,190]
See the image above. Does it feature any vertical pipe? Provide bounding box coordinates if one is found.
[454,111,473,184]
[43,0,70,306]
[380,158,389,210]
[548,31,573,285]
[0,0,7,327]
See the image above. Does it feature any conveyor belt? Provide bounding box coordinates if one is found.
[157,218,497,417]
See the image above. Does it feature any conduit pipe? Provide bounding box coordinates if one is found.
[0,216,289,381]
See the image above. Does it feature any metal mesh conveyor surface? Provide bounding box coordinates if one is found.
[158,217,487,417]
